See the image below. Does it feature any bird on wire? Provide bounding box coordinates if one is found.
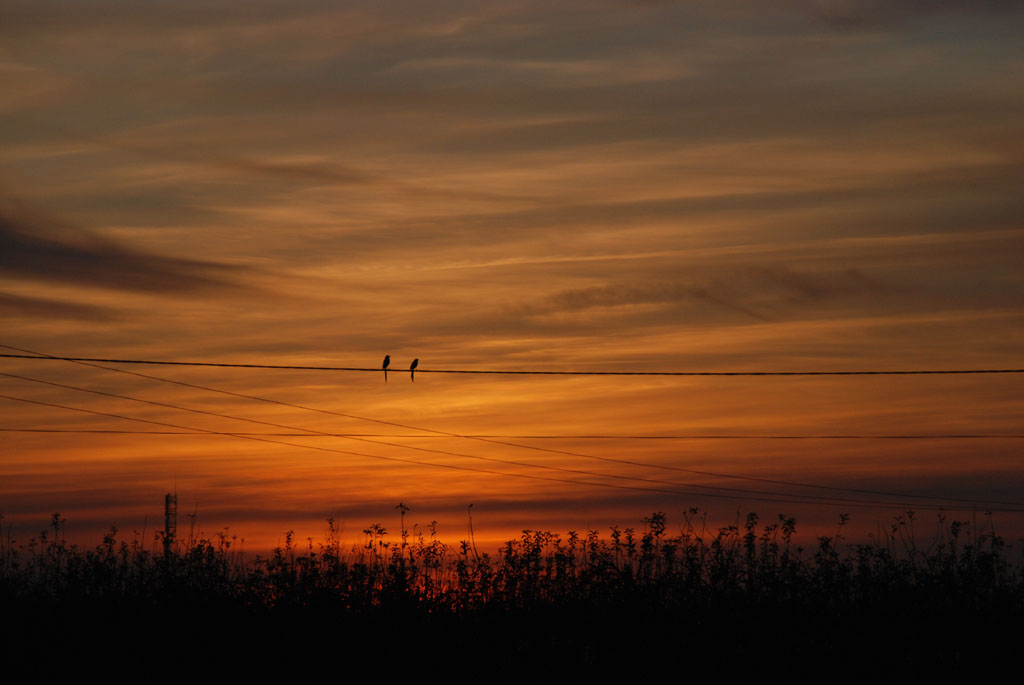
[410,358,419,382]
[382,354,390,383]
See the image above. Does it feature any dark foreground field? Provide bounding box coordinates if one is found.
[3,511,1022,677]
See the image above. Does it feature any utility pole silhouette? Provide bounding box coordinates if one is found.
[163,493,177,557]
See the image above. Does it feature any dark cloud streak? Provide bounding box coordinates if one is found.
[0,205,253,294]
[0,291,124,321]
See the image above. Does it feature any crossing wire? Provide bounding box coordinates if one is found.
[4,428,1022,439]
[4,350,1019,509]
[5,390,998,512]
[4,342,1021,508]
[2,351,1022,376]
[1,370,980,510]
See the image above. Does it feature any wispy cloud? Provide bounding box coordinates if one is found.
[517,267,888,321]
[0,202,253,293]
[0,291,124,321]
[807,0,1024,28]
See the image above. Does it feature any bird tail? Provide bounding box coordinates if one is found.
[384,368,388,383]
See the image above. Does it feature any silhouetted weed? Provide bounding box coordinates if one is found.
[2,509,1021,676]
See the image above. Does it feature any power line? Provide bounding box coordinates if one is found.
[0,392,721,501]
[1,370,967,510]
[4,390,987,512]
[4,342,1020,508]
[4,362,1019,511]
[2,352,1021,376]
[4,428,1023,440]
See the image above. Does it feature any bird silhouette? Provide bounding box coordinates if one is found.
[410,358,419,382]
[382,354,390,383]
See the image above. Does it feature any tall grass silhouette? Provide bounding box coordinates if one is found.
[2,508,1021,676]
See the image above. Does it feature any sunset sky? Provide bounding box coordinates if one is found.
[2,0,1022,551]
